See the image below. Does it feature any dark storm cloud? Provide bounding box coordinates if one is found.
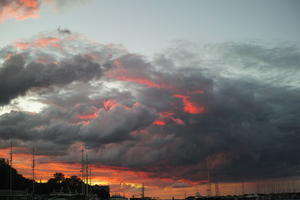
[0,81,157,152]
[81,103,157,147]
[0,37,300,183]
[0,54,105,105]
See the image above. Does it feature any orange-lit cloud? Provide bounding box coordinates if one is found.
[173,94,205,114]
[153,112,185,126]
[153,120,167,126]
[160,112,185,125]
[14,37,61,50]
[20,0,38,8]
[103,99,119,111]
[171,117,185,125]
[79,113,98,120]
[34,37,61,48]
[106,59,173,89]
[0,0,40,22]
[103,99,134,112]
[0,0,87,23]
[14,41,30,49]
[116,76,163,88]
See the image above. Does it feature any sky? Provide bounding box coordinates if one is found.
[1,0,300,55]
[0,0,300,198]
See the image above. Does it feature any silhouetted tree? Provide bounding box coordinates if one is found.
[0,158,32,190]
[65,175,82,193]
[54,172,65,183]
[47,172,66,192]
[1,159,110,197]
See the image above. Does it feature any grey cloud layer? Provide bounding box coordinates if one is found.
[0,55,104,105]
[0,38,300,183]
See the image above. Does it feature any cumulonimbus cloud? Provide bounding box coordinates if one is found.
[0,31,300,184]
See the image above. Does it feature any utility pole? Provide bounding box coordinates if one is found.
[141,183,145,199]
[89,167,92,196]
[242,181,245,195]
[32,147,35,200]
[215,182,220,196]
[89,168,92,186]
[10,141,13,198]
[292,180,296,193]
[206,159,211,197]
[256,181,260,194]
[86,154,89,196]
[81,149,85,195]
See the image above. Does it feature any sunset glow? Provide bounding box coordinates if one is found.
[106,59,173,89]
[153,120,167,126]
[173,94,205,114]
[1,0,300,199]
[78,113,98,120]
[0,0,39,22]
[103,99,119,111]
[19,0,38,8]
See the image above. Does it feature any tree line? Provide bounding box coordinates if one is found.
[0,158,109,199]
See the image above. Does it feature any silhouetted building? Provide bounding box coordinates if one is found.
[130,197,152,200]
[111,194,128,200]
[0,189,30,200]
[94,185,110,200]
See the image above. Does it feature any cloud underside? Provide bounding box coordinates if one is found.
[0,32,300,183]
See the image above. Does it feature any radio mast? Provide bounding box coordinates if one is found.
[206,159,211,197]
[81,148,85,195]
[86,154,89,195]
[10,141,13,197]
[32,147,35,200]
[141,183,145,199]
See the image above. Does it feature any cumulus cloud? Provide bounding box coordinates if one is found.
[0,0,91,22]
[0,33,300,184]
